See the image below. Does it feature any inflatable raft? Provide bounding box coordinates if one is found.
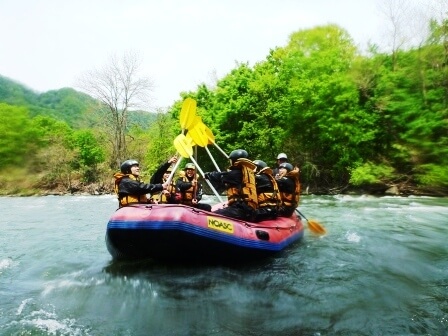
[106,203,304,262]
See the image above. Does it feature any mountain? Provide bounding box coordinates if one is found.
[0,75,157,128]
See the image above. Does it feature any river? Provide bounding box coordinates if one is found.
[1,195,447,335]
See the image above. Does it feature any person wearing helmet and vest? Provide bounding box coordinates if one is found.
[275,162,300,217]
[273,153,288,177]
[114,159,168,208]
[253,159,280,222]
[149,156,180,204]
[205,149,258,221]
[176,163,212,212]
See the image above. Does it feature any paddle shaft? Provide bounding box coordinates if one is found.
[295,209,309,221]
[205,146,221,172]
[165,156,183,186]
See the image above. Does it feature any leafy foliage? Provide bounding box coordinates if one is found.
[1,19,448,194]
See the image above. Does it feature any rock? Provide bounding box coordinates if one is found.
[385,185,399,195]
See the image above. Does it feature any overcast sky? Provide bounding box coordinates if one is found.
[0,0,437,109]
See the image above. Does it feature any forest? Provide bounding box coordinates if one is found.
[0,20,447,196]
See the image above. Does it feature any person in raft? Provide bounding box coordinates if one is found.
[114,159,167,208]
[176,163,212,212]
[272,152,289,177]
[275,162,300,217]
[204,149,258,221]
[253,159,281,222]
[149,156,180,204]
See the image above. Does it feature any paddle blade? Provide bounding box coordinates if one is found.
[188,122,208,147]
[204,125,215,145]
[179,98,197,130]
[308,219,327,235]
[173,134,193,158]
[185,133,195,146]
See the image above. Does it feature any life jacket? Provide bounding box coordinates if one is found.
[227,158,258,210]
[256,167,281,210]
[279,170,300,208]
[179,175,196,205]
[150,178,177,204]
[113,172,148,207]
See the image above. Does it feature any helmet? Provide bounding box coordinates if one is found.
[184,163,196,170]
[229,149,248,162]
[253,160,267,172]
[120,159,139,174]
[277,153,288,160]
[279,162,293,172]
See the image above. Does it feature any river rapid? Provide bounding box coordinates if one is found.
[1,195,447,335]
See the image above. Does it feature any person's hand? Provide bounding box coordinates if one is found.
[192,199,198,205]
[162,182,168,190]
[204,172,210,180]
[168,156,178,164]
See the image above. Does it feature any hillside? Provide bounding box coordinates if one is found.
[0,75,157,128]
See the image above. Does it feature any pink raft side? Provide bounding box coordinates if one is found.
[106,203,304,261]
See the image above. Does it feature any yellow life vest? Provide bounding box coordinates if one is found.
[257,167,281,209]
[113,172,148,207]
[227,158,258,210]
[279,170,300,208]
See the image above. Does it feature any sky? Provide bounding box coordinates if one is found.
[0,0,436,110]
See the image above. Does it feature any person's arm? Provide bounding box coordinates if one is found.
[176,178,192,192]
[195,181,203,201]
[150,157,177,184]
[150,162,171,184]
[204,171,225,192]
[255,174,272,192]
[121,179,165,195]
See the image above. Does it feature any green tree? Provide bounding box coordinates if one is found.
[69,130,106,183]
[0,103,38,167]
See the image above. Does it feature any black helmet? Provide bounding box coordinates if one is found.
[229,149,248,162]
[253,160,267,172]
[279,162,293,172]
[120,159,139,174]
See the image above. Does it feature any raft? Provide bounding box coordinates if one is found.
[106,203,304,262]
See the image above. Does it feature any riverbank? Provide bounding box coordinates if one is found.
[2,180,447,197]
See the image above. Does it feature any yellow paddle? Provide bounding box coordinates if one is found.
[179,98,197,132]
[187,123,222,172]
[174,134,223,202]
[295,209,327,235]
[203,125,229,159]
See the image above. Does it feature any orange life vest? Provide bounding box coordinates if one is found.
[227,159,258,210]
[113,173,148,207]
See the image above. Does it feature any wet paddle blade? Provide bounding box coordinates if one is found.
[308,219,327,235]
[179,98,197,130]
[173,134,193,158]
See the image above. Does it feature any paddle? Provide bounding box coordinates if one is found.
[187,123,222,172]
[295,209,327,235]
[179,98,197,133]
[174,134,224,203]
[153,156,183,203]
[204,125,229,159]
[164,156,183,187]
